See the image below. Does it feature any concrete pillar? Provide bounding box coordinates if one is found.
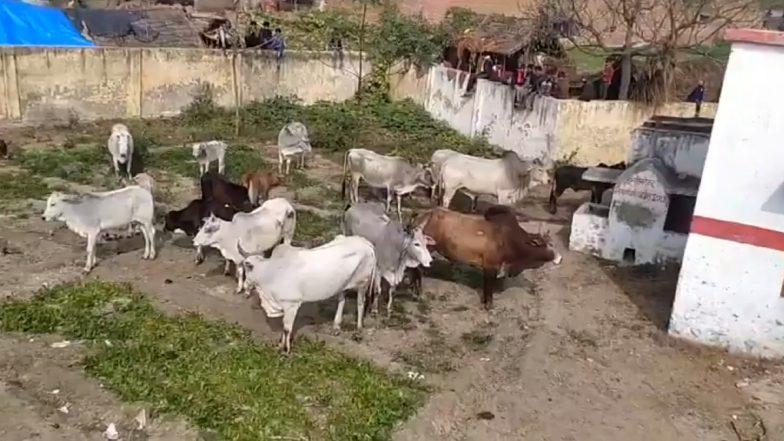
[669,29,784,358]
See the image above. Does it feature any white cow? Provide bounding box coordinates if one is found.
[341,148,433,222]
[192,197,296,294]
[429,148,478,202]
[238,234,380,354]
[132,172,155,195]
[277,122,312,175]
[107,123,134,178]
[192,140,227,176]
[41,186,156,273]
[439,151,550,209]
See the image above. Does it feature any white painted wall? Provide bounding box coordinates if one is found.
[669,40,784,358]
[418,66,714,166]
[629,128,710,179]
[424,67,559,163]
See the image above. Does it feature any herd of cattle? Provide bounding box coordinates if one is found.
[35,122,630,353]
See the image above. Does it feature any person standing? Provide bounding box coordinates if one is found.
[329,36,344,69]
[600,60,615,99]
[686,80,706,117]
[270,28,286,67]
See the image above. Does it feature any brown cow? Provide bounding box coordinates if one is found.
[240,170,281,206]
[416,205,562,309]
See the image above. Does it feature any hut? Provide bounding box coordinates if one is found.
[443,9,570,80]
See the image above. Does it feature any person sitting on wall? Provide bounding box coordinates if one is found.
[579,77,594,101]
[270,28,286,66]
[553,71,569,99]
[686,80,706,117]
[259,21,273,49]
[600,59,615,99]
[523,65,545,110]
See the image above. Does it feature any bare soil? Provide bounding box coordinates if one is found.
[0,141,782,441]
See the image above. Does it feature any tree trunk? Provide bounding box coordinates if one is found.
[618,53,632,100]
[357,3,367,101]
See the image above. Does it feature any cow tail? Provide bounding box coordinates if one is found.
[340,150,350,200]
[248,180,258,206]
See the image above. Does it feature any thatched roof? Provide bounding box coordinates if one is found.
[453,13,536,56]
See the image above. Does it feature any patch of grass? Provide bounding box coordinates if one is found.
[394,327,461,373]
[461,329,494,350]
[146,144,269,181]
[178,94,494,164]
[294,210,342,246]
[0,171,51,205]
[0,280,426,441]
[295,186,344,210]
[14,144,109,184]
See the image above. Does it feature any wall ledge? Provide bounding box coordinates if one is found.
[725,28,784,48]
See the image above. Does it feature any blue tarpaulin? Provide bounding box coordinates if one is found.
[0,0,96,47]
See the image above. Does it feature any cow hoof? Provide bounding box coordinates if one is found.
[330,326,342,336]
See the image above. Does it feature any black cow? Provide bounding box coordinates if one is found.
[548,161,626,214]
[200,171,253,212]
[164,198,243,264]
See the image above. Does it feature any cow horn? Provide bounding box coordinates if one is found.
[237,240,251,259]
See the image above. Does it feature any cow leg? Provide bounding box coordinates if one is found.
[386,283,397,318]
[357,282,367,330]
[372,282,382,316]
[286,158,292,176]
[469,194,477,212]
[442,186,458,209]
[548,184,566,214]
[396,193,403,223]
[126,157,132,178]
[277,153,283,175]
[351,175,361,203]
[412,267,423,297]
[84,232,99,273]
[281,304,300,354]
[218,156,225,175]
[235,264,244,295]
[385,186,392,213]
[333,291,346,332]
[137,223,150,259]
[482,269,497,310]
[112,158,119,178]
[148,225,156,259]
[224,259,232,276]
[195,245,204,264]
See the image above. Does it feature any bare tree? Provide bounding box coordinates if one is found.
[545,0,758,100]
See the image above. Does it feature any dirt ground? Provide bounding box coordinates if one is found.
[0,142,782,441]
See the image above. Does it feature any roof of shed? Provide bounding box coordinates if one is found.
[452,12,535,55]
[66,6,204,48]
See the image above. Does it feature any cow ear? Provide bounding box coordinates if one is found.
[424,235,435,246]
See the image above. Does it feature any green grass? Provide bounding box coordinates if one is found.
[0,280,426,441]
[567,47,608,74]
[14,144,109,184]
[567,43,732,75]
[0,171,51,208]
[294,210,342,246]
[146,144,270,181]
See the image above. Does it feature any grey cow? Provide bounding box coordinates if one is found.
[343,201,434,316]
[341,148,433,222]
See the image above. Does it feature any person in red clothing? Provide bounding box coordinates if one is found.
[600,60,615,99]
